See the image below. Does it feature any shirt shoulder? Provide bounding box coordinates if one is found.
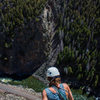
[44,87,56,94]
[62,83,70,90]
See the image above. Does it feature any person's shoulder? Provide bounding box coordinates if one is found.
[62,83,69,86]
[62,83,70,89]
[42,88,47,95]
[43,87,48,92]
[43,87,50,93]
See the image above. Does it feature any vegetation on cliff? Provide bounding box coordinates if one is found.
[0,0,47,74]
[0,0,99,97]
[56,0,100,94]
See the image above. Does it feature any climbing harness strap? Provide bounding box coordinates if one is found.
[52,85,68,100]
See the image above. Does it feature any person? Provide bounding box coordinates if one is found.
[42,67,74,100]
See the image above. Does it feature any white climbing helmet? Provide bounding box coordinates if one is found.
[47,67,60,77]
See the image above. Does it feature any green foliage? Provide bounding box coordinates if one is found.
[71,89,94,100]
[77,74,82,80]
[0,0,46,30]
[78,64,82,72]
[94,75,99,87]
[56,0,99,89]
[68,66,73,75]
[9,76,47,92]
[0,0,47,66]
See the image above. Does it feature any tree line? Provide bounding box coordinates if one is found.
[0,0,47,68]
[56,0,100,91]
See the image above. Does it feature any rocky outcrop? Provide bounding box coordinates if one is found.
[0,19,48,77]
[0,93,26,100]
[34,0,65,80]
[0,83,41,100]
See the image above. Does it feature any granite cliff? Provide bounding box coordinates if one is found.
[0,0,63,78]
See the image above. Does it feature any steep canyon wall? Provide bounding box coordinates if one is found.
[0,0,63,78]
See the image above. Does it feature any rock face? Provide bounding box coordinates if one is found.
[0,18,48,77]
[0,0,63,78]
[34,0,64,80]
[0,83,41,100]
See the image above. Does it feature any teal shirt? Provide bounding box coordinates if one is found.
[45,84,67,100]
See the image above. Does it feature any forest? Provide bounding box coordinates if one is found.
[0,0,47,75]
[0,0,100,96]
[0,0,46,49]
[56,0,100,95]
